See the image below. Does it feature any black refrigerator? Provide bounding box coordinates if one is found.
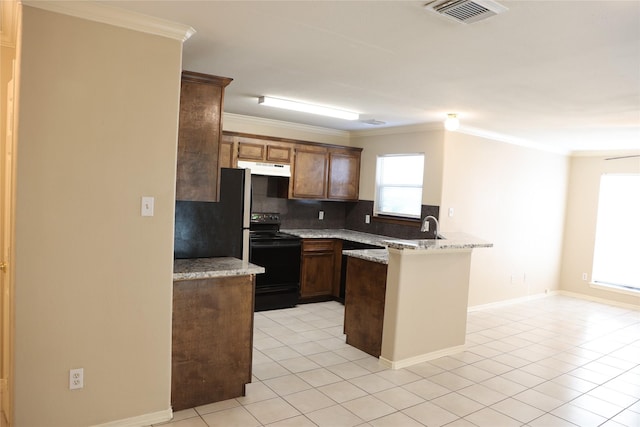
[174,168,251,260]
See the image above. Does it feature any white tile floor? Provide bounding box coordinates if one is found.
[155,295,640,427]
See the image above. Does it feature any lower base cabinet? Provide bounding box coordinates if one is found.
[300,239,342,302]
[344,257,388,357]
[172,275,255,411]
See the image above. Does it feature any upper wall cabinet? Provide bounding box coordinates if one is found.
[291,146,362,201]
[291,146,329,199]
[176,71,232,202]
[220,134,236,169]
[328,149,361,201]
[222,131,362,201]
[237,137,292,164]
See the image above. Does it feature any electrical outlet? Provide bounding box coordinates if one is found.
[448,207,454,217]
[365,214,370,224]
[582,273,588,281]
[69,368,83,390]
[318,211,324,220]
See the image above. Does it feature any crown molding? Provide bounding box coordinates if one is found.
[350,122,443,138]
[455,126,571,155]
[570,149,640,158]
[22,1,195,42]
[223,113,350,140]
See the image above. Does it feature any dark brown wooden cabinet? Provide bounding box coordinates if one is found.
[291,146,361,201]
[344,257,388,357]
[300,239,341,300]
[219,134,235,169]
[176,71,232,202]
[171,275,254,411]
[221,131,361,201]
[328,148,361,200]
[237,137,292,163]
[291,147,328,199]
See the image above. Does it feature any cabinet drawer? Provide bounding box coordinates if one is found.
[302,239,336,252]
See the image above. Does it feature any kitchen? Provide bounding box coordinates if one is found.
[172,114,493,410]
[4,1,639,427]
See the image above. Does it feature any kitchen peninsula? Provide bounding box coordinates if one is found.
[171,258,264,411]
[286,229,492,369]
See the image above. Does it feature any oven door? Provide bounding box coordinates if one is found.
[249,239,301,311]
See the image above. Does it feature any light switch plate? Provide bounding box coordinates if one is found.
[141,196,154,217]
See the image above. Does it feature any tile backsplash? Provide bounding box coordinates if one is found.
[251,175,439,239]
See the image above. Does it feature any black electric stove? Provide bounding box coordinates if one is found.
[249,213,301,311]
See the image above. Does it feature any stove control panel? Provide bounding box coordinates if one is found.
[250,212,281,224]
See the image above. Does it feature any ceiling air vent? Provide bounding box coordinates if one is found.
[424,0,508,24]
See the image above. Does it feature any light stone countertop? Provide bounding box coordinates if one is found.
[382,232,493,251]
[283,229,393,247]
[342,249,389,264]
[284,229,491,261]
[173,257,265,281]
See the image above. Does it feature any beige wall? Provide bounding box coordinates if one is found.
[15,7,182,426]
[351,127,445,206]
[350,128,569,307]
[560,154,640,306]
[439,133,570,307]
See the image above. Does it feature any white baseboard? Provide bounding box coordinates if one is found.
[91,408,172,427]
[379,344,466,370]
[467,291,557,312]
[467,289,639,313]
[557,290,640,311]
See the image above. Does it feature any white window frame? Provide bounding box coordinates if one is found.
[591,173,640,294]
[374,153,425,219]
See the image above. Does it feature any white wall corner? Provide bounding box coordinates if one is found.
[22,1,195,41]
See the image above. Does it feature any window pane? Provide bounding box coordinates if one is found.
[379,156,424,186]
[375,153,425,218]
[378,187,422,217]
[592,174,640,290]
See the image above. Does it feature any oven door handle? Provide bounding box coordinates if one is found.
[250,241,301,249]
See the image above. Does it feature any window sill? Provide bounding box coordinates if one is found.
[589,282,640,297]
[372,215,421,227]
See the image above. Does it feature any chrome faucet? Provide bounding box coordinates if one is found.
[421,215,440,239]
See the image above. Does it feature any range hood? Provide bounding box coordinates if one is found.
[237,160,291,177]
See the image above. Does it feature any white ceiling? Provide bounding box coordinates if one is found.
[102,0,640,153]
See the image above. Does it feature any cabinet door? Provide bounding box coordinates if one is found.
[237,141,265,160]
[344,257,387,357]
[172,275,254,410]
[328,149,361,200]
[266,145,292,163]
[291,148,328,199]
[300,239,337,298]
[219,134,235,169]
[176,72,232,202]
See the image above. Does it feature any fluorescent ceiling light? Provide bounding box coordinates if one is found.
[258,96,359,121]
